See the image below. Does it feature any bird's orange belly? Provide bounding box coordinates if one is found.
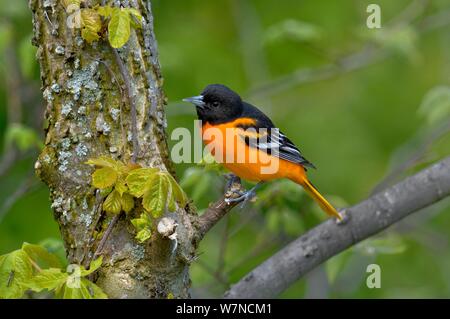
[201,122,304,182]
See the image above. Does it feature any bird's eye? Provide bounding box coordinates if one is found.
[212,101,220,107]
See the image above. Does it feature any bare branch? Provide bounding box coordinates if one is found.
[195,176,248,238]
[196,196,240,239]
[224,156,450,298]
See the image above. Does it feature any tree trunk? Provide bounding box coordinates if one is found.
[30,0,197,298]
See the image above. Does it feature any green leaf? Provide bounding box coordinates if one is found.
[96,5,114,18]
[103,189,122,214]
[92,166,118,189]
[4,123,43,151]
[80,278,108,299]
[86,156,123,169]
[142,174,168,218]
[368,25,418,60]
[115,176,128,196]
[26,268,68,292]
[168,195,176,212]
[108,8,131,48]
[80,8,102,43]
[131,213,152,243]
[80,257,102,277]
[135,229,152,243]
[355,235,407,256]
[120,192,134,214]
[21,243,62,270]
[0,249,33,298]
[264,19,322,44]
[127,8,142,29]
[418,86,450,125]
[166,173,188,207]
[39,238,68,267]
[62,0,82,9]
[62,278,107,299]
[126,168,158,197]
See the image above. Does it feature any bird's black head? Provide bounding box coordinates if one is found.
[183,84,243,124]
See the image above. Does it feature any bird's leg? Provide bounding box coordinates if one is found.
[224,173,241,191]
[225,181,264,207]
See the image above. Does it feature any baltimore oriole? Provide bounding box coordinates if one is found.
[183,84,342,220]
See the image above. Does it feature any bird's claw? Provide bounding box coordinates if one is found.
[225,189,257,208]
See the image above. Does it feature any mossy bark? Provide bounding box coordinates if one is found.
[30,0,197,298]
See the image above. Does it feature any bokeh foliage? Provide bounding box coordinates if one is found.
[0,0,449,298]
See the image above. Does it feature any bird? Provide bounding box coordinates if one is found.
[183,84,342,220]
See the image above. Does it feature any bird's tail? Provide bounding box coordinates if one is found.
[298,178,342,220]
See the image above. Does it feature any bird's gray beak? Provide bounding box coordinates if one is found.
[182,95,205,109]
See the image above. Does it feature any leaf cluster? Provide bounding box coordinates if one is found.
[0,243,106,299]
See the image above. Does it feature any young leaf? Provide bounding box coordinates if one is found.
[135,229,152,243]
[96,5,114,18]
[80,278,108,299]
[26,268,68,292]
[0,250,33,298]
[108,8,131,48]
[127,8,142,29]
[4,123,43,151]
[39,238,68,267]
[103,189,122,214]
[131,213,152,243]
[126,168,158,197]
[166,173,188,207]
[21,243,62,270]
[418,86,450,125]
[62,0,82,9]
[92,166,118,189]
[142,174,168,218]
[115,176,128,196]
[80,8,101,43]
[80,257,102,277]
[120,193,135,214]
[61,280,104,299]
[86,156,122,169]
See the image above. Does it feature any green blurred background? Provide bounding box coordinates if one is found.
[1,0,450,298]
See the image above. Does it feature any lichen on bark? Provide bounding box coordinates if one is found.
[30,0,197,298]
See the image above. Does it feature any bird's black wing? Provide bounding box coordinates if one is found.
[237,102,316,169]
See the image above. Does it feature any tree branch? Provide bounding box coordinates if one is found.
[196,196,240,239]
[195,176,246,238]
[224,156,450,298]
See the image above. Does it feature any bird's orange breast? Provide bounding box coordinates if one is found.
[201,119,305,183]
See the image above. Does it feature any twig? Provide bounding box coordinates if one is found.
[93,213,121,259]
[81,190,104,267]
[224,156,450,298]
[112,48,139,163]
[196,197,240,239]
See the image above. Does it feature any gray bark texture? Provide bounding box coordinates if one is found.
[30,0,198,298]
[224,156,450,298]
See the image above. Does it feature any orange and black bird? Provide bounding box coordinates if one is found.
[183,84,342,220]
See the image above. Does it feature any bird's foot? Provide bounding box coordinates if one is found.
[224,188,257,207]
[224,181,263,208]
